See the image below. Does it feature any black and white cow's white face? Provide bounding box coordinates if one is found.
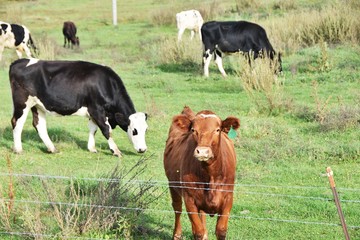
[127,112,148,153]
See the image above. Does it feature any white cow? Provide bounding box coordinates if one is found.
[176,10,204,42]
[0,21,37,61]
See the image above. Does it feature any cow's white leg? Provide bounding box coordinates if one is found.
[105,119,122,157]
[0,45,4,61]
[198,27,202,41]
[13,107,31,153]
[215,52,227,77]
[15,49,23,58]
[88,119,98,153]
[203,49,212,77]
[178,28,185,42]
[190,30,195,40]
[33,109,56,153]
[23,45,32,58]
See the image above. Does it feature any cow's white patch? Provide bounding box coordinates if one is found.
[127,112,148,153]
[199,114,218,119]
[26,58,39,67]
[87,119,98,153]
[72,107,89,117]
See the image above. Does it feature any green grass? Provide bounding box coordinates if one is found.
[1,0,360,239]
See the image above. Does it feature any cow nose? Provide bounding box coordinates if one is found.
[137,148,147,153]
[194,147,212,161]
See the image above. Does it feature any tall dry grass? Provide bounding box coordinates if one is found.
[236,53,285,115]
[263,2,360,53]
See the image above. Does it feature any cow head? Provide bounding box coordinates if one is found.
[115,112,148,153]
[172,108,240,162]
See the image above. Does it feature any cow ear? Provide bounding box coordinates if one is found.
[115,113,130,126]
[181,106,195,120]
[221,117,240,133]
[172,115,192,132]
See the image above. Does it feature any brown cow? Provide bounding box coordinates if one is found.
[62,21,79,48]
[164,106,240,240]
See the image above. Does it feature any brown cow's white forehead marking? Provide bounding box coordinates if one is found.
[26,58,39,67]
[198,114,218,119]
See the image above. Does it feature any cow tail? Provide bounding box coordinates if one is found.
[28,34,38,56]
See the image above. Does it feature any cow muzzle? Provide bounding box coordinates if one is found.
[194,146,213,161]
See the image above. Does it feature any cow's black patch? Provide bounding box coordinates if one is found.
[10,24,25,46]
[132,129,138,136]
[1,23,9,35]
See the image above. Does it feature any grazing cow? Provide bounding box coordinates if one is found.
[201,20,282,77]
[164,106,240,240]
[9,58,148,157]
[0,21,37,60]
[63,21,79,48]
[176,10,204,42]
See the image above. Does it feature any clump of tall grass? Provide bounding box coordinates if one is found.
[1,156,161,239]
[35,34,63,60]
[263,2,360,53]
[236,53,285,115]
[150,0,228,26]
[156,36,202,71]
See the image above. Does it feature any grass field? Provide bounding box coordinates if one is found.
[0,0,359,239]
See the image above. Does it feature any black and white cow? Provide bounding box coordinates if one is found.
[201,21,282,77]
[9,58,148,157]
[0,21,37,60]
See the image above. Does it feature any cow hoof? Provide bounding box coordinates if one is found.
[13,148,23,154]
[173,234,182,240]
[88,148,97,153]
[47,148,58,154]
[111,149,122,157]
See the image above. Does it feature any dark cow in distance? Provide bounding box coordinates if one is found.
[9,58,148,157]
[63,21,79,48]
[164,106,240,239]
[201,20,282,77]
[0,21,37,60]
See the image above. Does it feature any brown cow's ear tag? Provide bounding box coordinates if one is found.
[228,126,237,140]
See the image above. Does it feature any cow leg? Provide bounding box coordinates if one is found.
[215,197,233,240]
[87,119,98,153]
[170,187,183,239]
[12,105,31,153]
[214,50,227,77]
[64,37,66,48]
[200,210,208,239]
[184,198,206,239]
[0,45,4,61]
[15,49,23,58]
[215,214,230,240]
[177,28,185,42]
[203,49,213,77]
[89,109,122,157]
[31,107,56,153]
[190,30,195,40]
[23,45,32,58]
[198,26,202,41]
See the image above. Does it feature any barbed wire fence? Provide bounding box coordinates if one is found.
[0,171,359,239]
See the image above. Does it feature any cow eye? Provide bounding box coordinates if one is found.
[132,129,138,136]
[191,128,195,132]
[216,128,220,132]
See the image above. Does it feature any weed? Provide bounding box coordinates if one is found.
[236,52,285,115]
[311,80,332,124]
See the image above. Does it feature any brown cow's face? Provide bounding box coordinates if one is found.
[192,113,221,161]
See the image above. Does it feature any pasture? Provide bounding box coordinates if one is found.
[0,0,359,239]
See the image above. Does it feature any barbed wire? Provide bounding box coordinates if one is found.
[1,197,359,229]
[1,172,360,192]
[1,172,360,203]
